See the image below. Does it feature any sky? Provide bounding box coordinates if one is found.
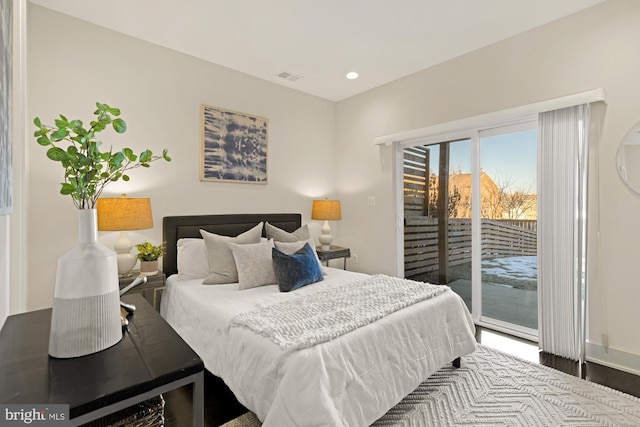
[428,129,538,193]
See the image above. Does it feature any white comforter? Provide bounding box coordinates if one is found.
[161,268,477,427]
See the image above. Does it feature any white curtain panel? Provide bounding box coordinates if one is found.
[584,102,607,363]
[537,102,606,361]
[537,104,589,361]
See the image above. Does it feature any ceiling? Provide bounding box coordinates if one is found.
[30,0,606,102]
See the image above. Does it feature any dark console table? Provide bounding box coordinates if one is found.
[0,294,204,426]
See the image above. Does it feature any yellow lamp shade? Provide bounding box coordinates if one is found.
[96,194,153,231]
[311,199,342,221]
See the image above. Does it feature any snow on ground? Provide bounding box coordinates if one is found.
[482,256,537,282]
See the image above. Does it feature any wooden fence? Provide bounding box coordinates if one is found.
[404,216,537,278]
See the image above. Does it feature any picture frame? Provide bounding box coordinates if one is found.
[0,0,13,215]
[200,104,268,184]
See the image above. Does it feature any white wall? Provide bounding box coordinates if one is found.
[24,0,640,372]
[26,5,337,310]
[335,0,640,366]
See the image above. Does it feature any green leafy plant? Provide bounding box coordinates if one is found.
[33,102,171,209]
[135,241,167,262]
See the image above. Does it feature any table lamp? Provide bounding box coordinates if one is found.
[97,194,153,277]
[311,198,342,250]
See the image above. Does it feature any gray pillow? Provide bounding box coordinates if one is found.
[200,222,263,284]
[229,239,277,290]
[265,222,310,242]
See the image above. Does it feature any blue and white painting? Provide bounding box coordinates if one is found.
[0,0,12,215]
[201,104,268,183]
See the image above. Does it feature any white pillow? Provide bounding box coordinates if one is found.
[176,238,210,281]
[229,239,277,290]
[200,222,263,284]
[265,222,311,242]
[274,238,326,275]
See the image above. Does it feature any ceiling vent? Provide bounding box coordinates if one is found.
[276,71,303,82]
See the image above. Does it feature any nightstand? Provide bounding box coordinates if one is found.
[316,245,351,270]
[119,271,166,312]
[0,294,204,426]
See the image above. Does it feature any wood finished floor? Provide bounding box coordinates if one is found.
[162,326,640,426]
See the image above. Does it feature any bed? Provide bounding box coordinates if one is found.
[161,213,477,427]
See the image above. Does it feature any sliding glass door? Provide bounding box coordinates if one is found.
[403,139,473,311]
[479,127,538,334]
[401,122,538,339]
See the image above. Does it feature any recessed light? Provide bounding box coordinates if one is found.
[346,72,359,80]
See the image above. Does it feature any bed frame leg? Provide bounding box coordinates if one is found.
[452,357,461,368]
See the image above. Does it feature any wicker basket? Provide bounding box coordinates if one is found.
[82,395,164,427]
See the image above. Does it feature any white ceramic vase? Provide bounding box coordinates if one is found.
[48,209,123,358]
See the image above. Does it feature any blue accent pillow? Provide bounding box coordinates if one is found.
[272,243,324,292]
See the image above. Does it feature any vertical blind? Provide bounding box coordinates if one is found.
[537,102,605,361]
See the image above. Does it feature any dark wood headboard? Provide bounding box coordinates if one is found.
[162,213,302,276]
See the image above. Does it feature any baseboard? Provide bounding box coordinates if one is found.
[586,342,640,376]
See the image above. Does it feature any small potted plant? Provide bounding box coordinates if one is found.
[136,241,167,276]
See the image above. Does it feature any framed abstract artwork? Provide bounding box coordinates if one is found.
[0,0,12,215]
[200,104,268,183]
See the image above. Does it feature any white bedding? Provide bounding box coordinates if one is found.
[161,268,477,427]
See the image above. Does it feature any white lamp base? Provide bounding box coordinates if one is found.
[319,220,333,251]
[114,231,137,276]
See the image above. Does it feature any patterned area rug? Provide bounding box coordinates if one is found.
[221,345,640,426]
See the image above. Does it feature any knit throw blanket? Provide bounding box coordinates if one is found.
[231,274,448,350]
